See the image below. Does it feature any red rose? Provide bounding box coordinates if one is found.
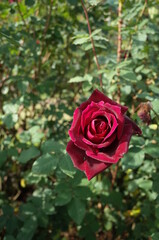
[66,89,142,180]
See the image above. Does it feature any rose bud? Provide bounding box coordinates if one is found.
[66,89,142,180]
[136,102,152,125]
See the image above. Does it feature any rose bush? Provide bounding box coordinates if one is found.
[66,89,142,180]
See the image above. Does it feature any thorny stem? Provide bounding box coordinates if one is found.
[116,0,122,104]
[110,0,123,189]
[81,0,103,89]
[111,162,119,190]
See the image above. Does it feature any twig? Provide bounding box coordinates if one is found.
[81,0,103,89]
[37,0,53,77]
[116,0,123,104]
[110,0,123,189]
[111,162,119,190]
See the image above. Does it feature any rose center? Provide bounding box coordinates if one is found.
[95,119,107,133]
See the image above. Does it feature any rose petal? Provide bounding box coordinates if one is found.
[86,124,105,143]
[86,122,134,163]
[91,111,111,128]
[80,89,128,114]
[125,116,142,135]
[81,101,104,133]
[66,140,85,171]
[105,103,124,139]
[90,111,118,142]
[74,133,93,152]
[81,103,98,133]
[66,141,112,180]
[82,131,116,148]
[102,114,118,140]
[84,158,112,180]
[69,108,81,142]
[90,119,96,134]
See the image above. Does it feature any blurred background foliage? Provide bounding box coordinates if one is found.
[0,0,159,239]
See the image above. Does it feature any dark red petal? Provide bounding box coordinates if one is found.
[66,141,85,171]
[69,108,81,142]
[105,103,124,139]
[102,114,118,140]
[86,122,134,163]
[80,89,128,114]
[84,158,112,180]
[82,132,116,149]
[125,116,142,135]
[81,101,99,133]
[74,134,93,152]
[86,124,105,143]
[90,120,96,134]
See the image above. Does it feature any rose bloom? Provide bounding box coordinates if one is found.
[66,89,142,180]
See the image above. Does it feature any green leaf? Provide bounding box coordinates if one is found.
[152,99,159,114]
[18,147,40,164]
[149,85,159,94]
[67,198,85,225]
[121,85,132,95]
[91,29,102,37]
[73,37,89,45]
[75,186,93,199]
[0,31,20,47]
[32,153,57,175]
[16,216,37,240]
[88,0,102,6]
[117,60,132,69]
[59,154,76,178]
[145,144,159,158]
[120,70,138,82]
[152,173,159,194]
[68,76,85,83]
[137,32,147,42]
[67,0,78,4]
[29,126,44,145]
[135,178,153,191]
[0,150,7,168]
[25,0,35,6]
[151,233,159,240]
[41,139,63,154]
[55,184,72,206]
[69,74,93,84]
[3,114,18,129]
[3,103,19,114]
[4,236,16,240]
[121,147,145,170]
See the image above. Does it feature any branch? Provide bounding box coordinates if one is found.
[111,162,119,190]
[116,0,123,104]
[110,0,123,189]
[81,0,103,89]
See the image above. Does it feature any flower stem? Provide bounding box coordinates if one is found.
[111,0,123,188]
[111,162,119,190]
[116,0,123,104]
[81,0,103,89]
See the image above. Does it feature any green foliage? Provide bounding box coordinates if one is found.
[0,0,159,239]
